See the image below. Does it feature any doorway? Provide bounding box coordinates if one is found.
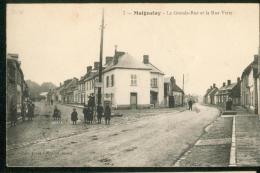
[130,92,137,109]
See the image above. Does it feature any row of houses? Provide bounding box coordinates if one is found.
[204,54,260,114]
[49,49,185,109]
[6,53,30,121]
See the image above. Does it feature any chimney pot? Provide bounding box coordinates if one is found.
[254,55,258,62]
[237,77,240,83]
[223,82,226,87]
[227,80,231,85]
[143,55,149,64]
[87,66,92,73]
[94,62,99,70]
[105,56,113,65]
[213,83,216,88]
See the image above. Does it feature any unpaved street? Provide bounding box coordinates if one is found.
[7,103,219,167]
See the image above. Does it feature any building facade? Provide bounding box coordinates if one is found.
[6,53,29,121]
[215,79,241,107]
[164,76,185,107]
[241,55,258,113]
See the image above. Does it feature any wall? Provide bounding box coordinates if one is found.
[150,72,164,107]
[114,68,150,108]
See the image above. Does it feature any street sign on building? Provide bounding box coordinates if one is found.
[95,82,103,88]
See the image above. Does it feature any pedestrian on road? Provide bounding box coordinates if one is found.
[188,100,193,111]
[21,102,26,122]
[83,105,88,124]
[89,107,94,124]
[71,108,78,125]
[104,105,111,125]
[97,105,104,124]
[53,106,60,121]
[28,102,35,121]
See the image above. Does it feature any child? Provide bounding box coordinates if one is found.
[71,108,78,125]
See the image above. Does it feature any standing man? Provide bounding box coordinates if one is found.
[188,99,193,111]
[97,105,104,124]
[83,104,88,124]
[104,105,111,125]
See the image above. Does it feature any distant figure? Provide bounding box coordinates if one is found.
[89,107,94,124]
[21,102,26,122]
[188,100,193,111]
[97,105,104,124]
[51,99,53,106]
[104,105,111,125]
[83,105,88,124]
[27,102,35,121]
[53,106,61,122]
[226,98,233,111]
[71,108,78,125]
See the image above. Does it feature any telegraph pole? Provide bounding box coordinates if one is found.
[97,9,104,107]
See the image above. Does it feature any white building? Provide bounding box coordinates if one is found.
[82,51,164,109]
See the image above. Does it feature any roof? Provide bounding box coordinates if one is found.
[242,57,258,78]
[164,77,171,83]
[40,92,48,97]
[103,53,152,73]
[219,83,237,91]
[144,63,164,75]
[204,88,213,97]
[172,83,184,93]
[208,87,218,96]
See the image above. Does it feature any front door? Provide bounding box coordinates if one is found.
[130,92,137,109]
[169,96,175,108]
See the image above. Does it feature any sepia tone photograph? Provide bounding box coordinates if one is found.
[6,3,260,167]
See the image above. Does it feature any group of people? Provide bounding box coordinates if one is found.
[70,104,112,125]
[10,100,35,127]
[52,104,112,125]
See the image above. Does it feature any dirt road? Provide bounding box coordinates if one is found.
[7,103,219,167]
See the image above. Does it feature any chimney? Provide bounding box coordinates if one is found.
[94,62,99,70]
[223,82,226,87]
[227,80,231,85]
[87,66,92,73]
[254,55,258,62]
[213,83,216,88]
[60,82,62,87]
[105,56,113,65]
[170,76,176,85]
[113,51,125,65]
[143,55,149,64]
[237,77,240,83]
[210,86,213,89]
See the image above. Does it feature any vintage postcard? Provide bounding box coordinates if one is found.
[6,3,260,167]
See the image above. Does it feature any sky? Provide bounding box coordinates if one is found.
[6,3,259,96]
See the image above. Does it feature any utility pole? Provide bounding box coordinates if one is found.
[97,9,104,107]
[182,74,184,106]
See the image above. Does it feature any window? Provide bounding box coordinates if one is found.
[111,74,114,87]
[131,74,137,86]
[151,78,158,88]
[106,76,109,88]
